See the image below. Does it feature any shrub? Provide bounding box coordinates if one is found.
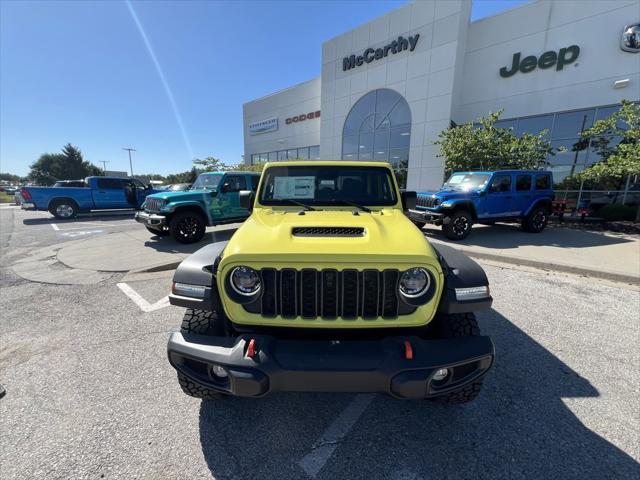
[597,204,636,221]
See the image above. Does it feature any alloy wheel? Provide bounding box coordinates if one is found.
[177,217,200,240]
[532,211,546,230]
[453,216,469,236]
[56,204,74,218]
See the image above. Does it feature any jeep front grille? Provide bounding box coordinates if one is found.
[291,227,365,237]
[145,198,165,213]
[244,268,412,320]
[416,196,438,208]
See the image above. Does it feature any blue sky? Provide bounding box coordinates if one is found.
[0,0,529,177]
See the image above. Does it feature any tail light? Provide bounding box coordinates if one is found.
[21,188,31,201]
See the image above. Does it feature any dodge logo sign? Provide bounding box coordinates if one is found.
[621,23,640,53]
[286,111,321,125]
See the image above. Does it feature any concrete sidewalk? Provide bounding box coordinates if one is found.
[424,224,639,284]
[11,221,639,285]
[56,224,241,272]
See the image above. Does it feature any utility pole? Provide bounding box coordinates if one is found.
[100,161,110,174]
[122,147,136,177]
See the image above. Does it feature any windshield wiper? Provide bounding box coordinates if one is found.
[332,200,371,213]
[281,199,316,211]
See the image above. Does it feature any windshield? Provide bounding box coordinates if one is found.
[443,173,491,191]
[259,165,397,207]
[191,173,222,190]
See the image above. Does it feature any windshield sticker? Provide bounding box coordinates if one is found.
[273,176,315,199]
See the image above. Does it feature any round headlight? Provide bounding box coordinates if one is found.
[230,266,261,296]
[399,268,430,298]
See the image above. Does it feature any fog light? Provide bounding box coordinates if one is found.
[211,364,228,378]
[433,368,448,381]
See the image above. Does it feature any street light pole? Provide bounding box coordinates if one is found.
[100,161,110,174]
[122,148,136,177]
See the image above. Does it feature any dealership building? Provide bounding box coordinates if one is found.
[243,0,639,191]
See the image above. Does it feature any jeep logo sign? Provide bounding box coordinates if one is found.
[343,35,419,72]
[286,110,321,125]
[499,45,580,78]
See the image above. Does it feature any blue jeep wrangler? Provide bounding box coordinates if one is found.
[408,170,554,240]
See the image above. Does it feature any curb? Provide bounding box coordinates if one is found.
[135,260,183,273]
[458,249,639,285]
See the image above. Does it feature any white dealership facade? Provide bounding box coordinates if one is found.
[243,0,639,190]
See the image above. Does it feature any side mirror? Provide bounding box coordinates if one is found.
[221,182,231,193]
[239,190,254,211]
[401,191,417,211]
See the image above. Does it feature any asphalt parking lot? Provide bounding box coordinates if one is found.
[1,206,639,479]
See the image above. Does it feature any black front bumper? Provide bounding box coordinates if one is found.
[168,332,494,399]
[135,211,167,228]
[408,208,444,224]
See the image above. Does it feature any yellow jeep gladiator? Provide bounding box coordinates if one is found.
[167,161,494,404]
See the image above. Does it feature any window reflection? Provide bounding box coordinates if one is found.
[342,89,411,184]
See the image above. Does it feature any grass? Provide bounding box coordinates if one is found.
[0,192,15,203]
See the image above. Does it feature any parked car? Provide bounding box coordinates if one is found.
[21,177,157,219]
[165,160,494,403]
[135,171,260,243]
[408,170,554,240]
[53,180,87,188]
[161,183,192,192]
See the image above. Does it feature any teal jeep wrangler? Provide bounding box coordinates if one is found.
[135,171,260,243]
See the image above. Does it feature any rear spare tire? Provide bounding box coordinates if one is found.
[169,210,206,243]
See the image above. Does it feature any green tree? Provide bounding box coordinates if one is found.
[578,100,640,220]
[193,156,224,172]
[225,161,266,173]
[29,143,102,185]
[434,111,553,178]
[0,173,26,183]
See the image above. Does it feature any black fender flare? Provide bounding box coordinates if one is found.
[169,241,228,310]
[433,244,493,314]
[524,198,552,216]
[445,201,478,222]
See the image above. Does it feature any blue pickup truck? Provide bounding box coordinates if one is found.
[135,171,260,243]
[21,176,156,219]
[408,170,554,240]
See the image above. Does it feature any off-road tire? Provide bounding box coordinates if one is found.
[177,309,228,399]
[145,226,170,237]
[522,205,549,233]
[180,308,229,336]
[169,210,206,244]
[430,312,484,405]
[49,200,78,219]
[442,210,473,240]
[177,372,223,399]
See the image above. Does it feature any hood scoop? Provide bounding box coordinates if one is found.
[291,226,365,237]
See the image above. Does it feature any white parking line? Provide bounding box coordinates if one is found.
[298,393,375,478]
[117,282,170,312]
[51,222,120,231]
